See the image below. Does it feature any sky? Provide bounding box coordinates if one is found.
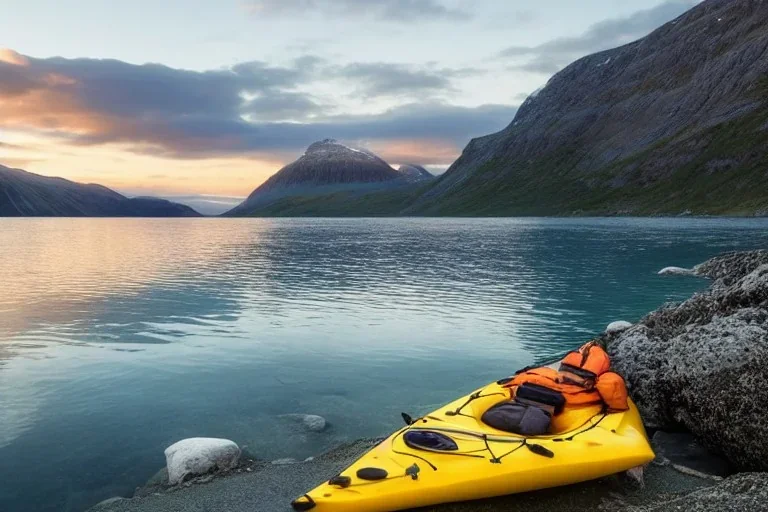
[0,0,700,213]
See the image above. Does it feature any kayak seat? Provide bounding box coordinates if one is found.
[470,388,603,436]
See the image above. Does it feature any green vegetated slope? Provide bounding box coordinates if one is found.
[418,107,768,216]
[239,185,427,217]
[407,0,768,216]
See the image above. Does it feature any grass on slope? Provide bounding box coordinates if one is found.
[242,185,427,217]
[417,107,768,216]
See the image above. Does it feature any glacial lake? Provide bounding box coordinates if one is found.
[2,217,768,512]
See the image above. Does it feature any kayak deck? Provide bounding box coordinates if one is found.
[292,381,654,512]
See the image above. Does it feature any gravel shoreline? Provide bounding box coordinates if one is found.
[89,437,720,512]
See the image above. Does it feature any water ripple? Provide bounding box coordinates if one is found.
[1,218,768,512]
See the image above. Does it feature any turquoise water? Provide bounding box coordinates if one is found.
[1,217,767,512]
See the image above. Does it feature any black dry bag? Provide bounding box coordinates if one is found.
[482,401,551,436]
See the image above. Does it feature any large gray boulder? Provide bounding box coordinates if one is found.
[164,438,241,485]
[636,473,768,512]
[607,250,768,471]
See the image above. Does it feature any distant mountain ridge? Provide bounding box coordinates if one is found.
[0,165,201,217]
[226,139,433,216]
[398,164,434,182]
[406,0,768,216]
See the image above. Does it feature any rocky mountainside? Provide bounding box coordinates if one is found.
[256,139,400,191]
[408,0,768,216]
[0,165,201,217]
[226,140,432,216]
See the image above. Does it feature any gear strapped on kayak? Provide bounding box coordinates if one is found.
[291,340,652,512]
[388,405,608,469]
[321,399,610,494]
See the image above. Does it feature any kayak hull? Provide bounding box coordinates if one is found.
[292,381,654,512]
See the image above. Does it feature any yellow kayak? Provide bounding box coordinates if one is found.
[291,379,654,512]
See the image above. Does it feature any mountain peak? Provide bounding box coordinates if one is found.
[261,140,400,189]
[304,139,379,161]
[305,138,339,153]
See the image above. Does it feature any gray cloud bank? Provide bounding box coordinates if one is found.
[501,1,698,74]
[246,0,469,21]
[0,50,514,163]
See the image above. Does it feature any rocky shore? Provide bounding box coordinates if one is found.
[89,250,768,512]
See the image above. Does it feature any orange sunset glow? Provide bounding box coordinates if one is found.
[0,41,517,211]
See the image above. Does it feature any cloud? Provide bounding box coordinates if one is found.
[506,61,562,76]
[512,92,531,102]
[320,102,516,147]
[0,52,307,135]
[0,158,45,169]
[242,91,325,121]
[0,141,26,149]
[0,48,29,66]
[499,1,698,74]
[246,0,469,21]
[336,62,466,98]
[0,49,515,164]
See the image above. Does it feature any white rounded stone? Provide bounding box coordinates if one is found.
[164,437,240,485]
[658,266,694,276]
[606,320,633,334]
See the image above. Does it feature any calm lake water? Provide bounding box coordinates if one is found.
[1,217,768,512]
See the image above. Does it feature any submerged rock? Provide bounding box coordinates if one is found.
[164,438,241,485]
[608,251,768,471]
[303,415,327,432]
[279,413,328,433]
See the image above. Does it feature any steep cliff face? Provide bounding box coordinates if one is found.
[409,0,768,216]
[0,165,201,217]
[226,140,428,216]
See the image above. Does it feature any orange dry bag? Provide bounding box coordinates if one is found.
[507,367,603,407]
[559,341,611,386]
[595,371,629,412]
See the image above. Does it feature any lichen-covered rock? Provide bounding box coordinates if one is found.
[634,473,768,511]
[694,250,768,287]
[608,251,768,471]
[164,438,241,485]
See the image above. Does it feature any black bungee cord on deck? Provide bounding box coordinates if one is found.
[444,390,508,418]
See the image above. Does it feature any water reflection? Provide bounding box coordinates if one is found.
[1,217,768,512]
